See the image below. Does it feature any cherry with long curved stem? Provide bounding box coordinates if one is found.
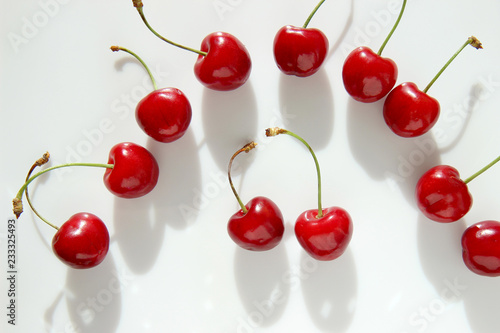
[111,45,192,143]
[227,142,285,251]
[342,0,407,102]
[383,36,483,138]
[265,127,353,261]
[131,0,252,91]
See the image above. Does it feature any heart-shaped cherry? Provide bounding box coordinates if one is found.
[111,46,192,143]
[273,0,329,77]
[462,220,500,277]
[266,128,353,260]
[13,155,110,269]
[132,0,251,91]
[415,165,472,223]
[342,0,406,103]
[383,36,482,138]
[415,154,500,223]
[104,142,159,199]
[52,212,110,269]
[227,142,284,251]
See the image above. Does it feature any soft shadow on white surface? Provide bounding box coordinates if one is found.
[112,129,201,274]
[63,254,121,333]
[300,250,357,333]
[279,68,334,150]
[234,245,291,328]
[346,97,442,205]
[202,81,258,172]
[326,0,354,60]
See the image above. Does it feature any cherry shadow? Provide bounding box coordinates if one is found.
[112,129,202,275]
[300,249,357,333]
[346,98,442,205]
[233,245,291,329]
[64,253,122,333]
[278,68,334,150]
[201,81,258,172]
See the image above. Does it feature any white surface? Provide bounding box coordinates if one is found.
[2,0,500,332]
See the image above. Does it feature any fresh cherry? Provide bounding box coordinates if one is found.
[111,46,192,143]
[266,128,353,261]
[104,142,159,199]
[342,0,406,102]
[13,154,110,269]
[132,0,251,91]
[52,212,110,269]
[227,142,284,251]
[415,165,472,223]
[461,220,500,277]
[273,0,329,77]
[416,154,500,223]
[383,36,482,137]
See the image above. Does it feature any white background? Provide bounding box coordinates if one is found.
[2,0,500,332]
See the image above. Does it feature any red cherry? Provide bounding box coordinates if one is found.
[383,82,440,137]
[342,0,407,103]
[194,32,251,91]
[228,196,285,251]
[111,46,192,143]
[461,220,500,277]
[273,25,328,77]
[266,127,353,261]
[103,142,159,199]
[136,87,192,142]
[227,142,284,251]
[132,2,251,91]
[383,37,482,137]
[52,212,110,269]
[295,206,353,261]
[342,46,397,103]
[415,165,472,223]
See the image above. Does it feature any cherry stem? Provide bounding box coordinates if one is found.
[23,152,59,230]
[13,161,114,220]
[464,154,500,184]
[377,0,407,56]
[423,36,483,93]
[132,0,207,57]
[228,142,258,214]
[303,0,326,29]
[266,127,323,218]
[111,45,158,90]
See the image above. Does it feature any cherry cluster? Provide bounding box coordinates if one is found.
[226,128,353,261]
[12,0,495,279]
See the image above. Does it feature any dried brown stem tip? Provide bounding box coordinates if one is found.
[36,152,50,167]
[469,36,483,49]
[265,127,287,137]
[132,0,143,8]
[243,141,257,153]
[12,198,23,219]
[110,46,121,52]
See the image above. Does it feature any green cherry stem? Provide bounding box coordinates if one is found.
[132,0,207,57]
[111,45,157,90]
[303,0,327,29]
[423,36,483,94]
[464,154,500,184]
[377,0,407,56]
[13,160,114,219]
[266,127,323,218]
[228,142,258,214]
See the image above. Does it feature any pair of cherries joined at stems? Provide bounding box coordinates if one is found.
[342,0,483,138]
[415,154,500,277]
[227,128,353,261]
[12,142,160,269]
